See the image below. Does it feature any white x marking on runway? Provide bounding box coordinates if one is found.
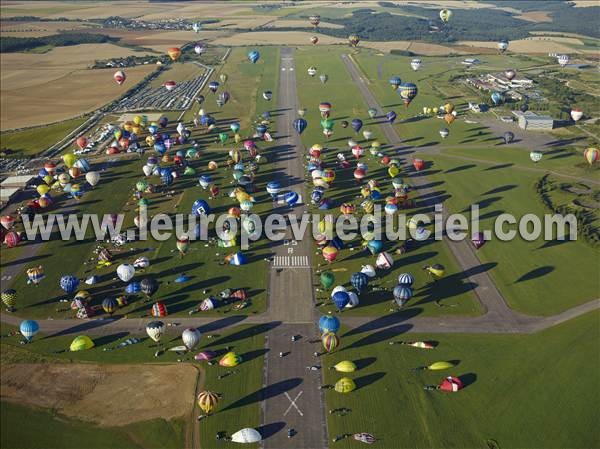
[284,391,303,416]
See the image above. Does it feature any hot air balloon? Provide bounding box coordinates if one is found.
[393,285,413,307]
[439,376,463,392]
[557,54,569,67]
[85,171,100,187]
[530,151,543,163]
[375,252,393,269]
[60,275,79,294]
[141,278,158,296]
[348,34,360,47]
[439,9,452,23]
[1,289,16,310]
[504,69,516,81]
[182,328,201,350]
[335,377,356,393]
[498,39,509,53]
[20,320,39,342]
[307,66,317,77]
[167,47,181,62]
[318,314,340,334]
[146,321,164,342]
[351,118,363,133]
[164,80,177,91]
[197,390,219,415]
[322,332,340,353]
[386,111,397,124]
[570,108,583,122]
[367,107,377,118]
[219,73,228,84]
[439,128,449,139]
[192,199,211,216]
[332,290,350,310]
[293,118,307,134]
[0,215,15,230]
[262,90,272,101]
[25,265,45,285]
[412,159,425,171]
[231,428,262,444]
[350,272,369,294]
[503,131,514,144]
[444,113,455,125]
[333,360,357,373]
[309,15,321,27]
[310,35,319,45]
[322,246,338,263]
[192,22,201,33]
[194,43,205,54]
[584,147,599,165]
[116,263,135,282]
[151,301,167,317]
[248,50,260,63]
[219,351,242,367]
[410,58,422,71]
[399,83,418,107]
[176,235,190,256]
[424,264,445,279]
[389,76,401,90]
[70,335,94,351]
[114,70,126,85]
[320,271,335,289]
[491,91,503,105]
[472,231,486,249]
[102,297,118,315]
[415,361,455,371]
[208,81,219,93]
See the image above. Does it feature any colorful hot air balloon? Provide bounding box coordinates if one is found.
[293,118,307,134]
[439,376,463,392]
[102,297,118,315]
[389,76,401,90]
[167,47,181,61]
[310,35,319,45]
[60,275,79,294]
[399,83,418,107]
[114,70,126,85]
[322,246,338,263]
[164,80,177,91]
[1,289,17,310]
[570,108,583,122]
[322,332,340,353]
[176,235,190,256]
[348,34,360,47]
[309,15,321,27]
[197,390,219,415]
[557,54,570,67]
[151,301,167,317]
[584,147,599,165]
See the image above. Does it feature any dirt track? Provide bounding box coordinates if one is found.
[1,363,197,426]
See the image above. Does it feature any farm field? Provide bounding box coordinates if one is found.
[322,311,600,449]
[0,322,266,449]
[0,116,87,156]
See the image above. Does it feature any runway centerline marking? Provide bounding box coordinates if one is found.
[284,391,304,416]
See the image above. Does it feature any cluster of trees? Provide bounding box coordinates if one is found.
[536,75,597,121]
[1,33,117,53]
[535,175,599,248]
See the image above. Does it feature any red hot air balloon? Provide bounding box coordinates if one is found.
[412,159,425,171]
[114,70,126,85]
[76,136,88,149]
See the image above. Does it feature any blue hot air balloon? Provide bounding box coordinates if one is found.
[350,272,369,294]
[386,111,397,124]
[154,142,166,155]
[125,282,141,294]
[351,118,363,133]
[318,315,340,334]
[19,320,39,342]
[262,111,271,120]
[366,239,383,254]
[332,291,350,310]
[389,76,402,89]
[293,118,307,134]
[398,82,418,107]
[393,285,413,307]
[491,91,503,105]
[191,199,211,216]
[161,171,174,186]
[60,275,79,294]
[397,273,415,287]
[284,191,299,207]
[266,181,281,199]
[248,50,260,64]
[228,252,248,265]
[208,81,219,93]
[256,123,267,136]
[311,189,324,204]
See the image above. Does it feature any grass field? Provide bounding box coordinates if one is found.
[0,47,280,320]
[290,46,481,317]
[0,117,87,156]
[322,311,600,449]
[0,322,265,449]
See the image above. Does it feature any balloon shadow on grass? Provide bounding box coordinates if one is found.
[354,372,386,391]
[515,266,553,283]
[93,331,130,348]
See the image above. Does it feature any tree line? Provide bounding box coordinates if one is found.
[1,33,117,53]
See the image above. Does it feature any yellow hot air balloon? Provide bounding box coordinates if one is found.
[37,184,50,196]
[439,9,452,23]
[318,217,335,234]
[146,135,155,146]
[388,165,399,178]
[197,390,220,415]
[334,360,357,373]
[234,133,241,143]
[424,263,445,279]
[133,115,143,125]
[444,103,454,114]
[167,47,182,62]
[70,335,94,351]
[335,377,356,393]
[428,361,455,370]
[432,107,439,114]
[62,153,76,168]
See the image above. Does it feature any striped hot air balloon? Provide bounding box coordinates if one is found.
[151,301,168,317]
[321,332,340,353]
[584,147,599,165]
[197,390,220,415]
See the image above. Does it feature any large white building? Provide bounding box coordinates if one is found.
[512,111,554,130]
